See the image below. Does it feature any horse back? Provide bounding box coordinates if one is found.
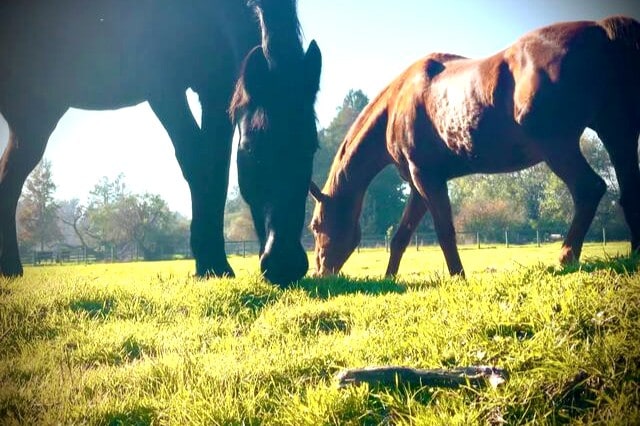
[387,52,509,152]
[0,0,257,110]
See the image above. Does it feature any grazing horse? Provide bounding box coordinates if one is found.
[310,16,640,278]
[0,0,322,285]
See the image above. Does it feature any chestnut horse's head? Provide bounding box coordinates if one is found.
[231,41,321,286]
[309,183,362,277]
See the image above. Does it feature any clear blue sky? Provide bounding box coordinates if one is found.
[1,0,638,217]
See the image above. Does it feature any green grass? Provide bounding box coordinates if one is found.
[1,242,639,425]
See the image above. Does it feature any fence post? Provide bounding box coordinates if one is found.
[476,232,480,249]
[505,229,509,248]
[536,228,540,247]
[243,241,246,258]
[415,233,419,251]
[602,227,606,247]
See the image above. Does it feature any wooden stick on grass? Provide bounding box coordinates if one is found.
[335,365,509,389]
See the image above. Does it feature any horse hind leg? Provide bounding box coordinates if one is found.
[0,108,61,277]
[543,140,607,264]
[385,189,428,277]
[598,129,640,254]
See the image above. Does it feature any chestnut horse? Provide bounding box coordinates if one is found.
[310,16,639,278]
[0,0,321,285]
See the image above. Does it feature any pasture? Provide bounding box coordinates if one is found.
[1,242,639,424]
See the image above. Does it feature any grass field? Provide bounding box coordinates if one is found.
[1,242,639,424]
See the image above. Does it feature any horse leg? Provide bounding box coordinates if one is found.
[149,91,234,278]
[543,141,606,264]
[385,189,428,277]
[410,169,464,277]
[598,129,640,253]
[0,107,61,277]
[198,93,236,276]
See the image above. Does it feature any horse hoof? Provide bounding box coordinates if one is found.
[0,264,24,278]
[195,262,235,279]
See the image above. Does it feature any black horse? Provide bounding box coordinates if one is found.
[0,0,321,285]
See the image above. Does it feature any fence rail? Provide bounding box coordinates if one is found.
[24,227,619,267]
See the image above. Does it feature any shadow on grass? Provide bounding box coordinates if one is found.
[69,298,114,319]
[549,253,639,276]
[103,406,155,426]
[296,275,406,300]
[485,322,536,341]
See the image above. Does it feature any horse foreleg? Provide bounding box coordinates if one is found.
[198,94,236,277]
[0,107,61,277]
[410,168,464,277]
[385,189,428,277]
[544,142,606,264]
[149,91,234,278]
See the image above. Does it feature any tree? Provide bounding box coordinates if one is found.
[455,196,526,242]
[81,175,189,260]
[115,193,189,260]
[83,174,128,255]
[224,191,256,241]
[17,159,61,251]
[58,198,92,252]
[312,89,370,187]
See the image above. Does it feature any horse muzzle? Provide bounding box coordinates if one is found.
[259,237,309,286]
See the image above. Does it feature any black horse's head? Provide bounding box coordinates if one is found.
[231,40,321,286]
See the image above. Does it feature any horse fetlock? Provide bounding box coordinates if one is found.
[559,245,579,265]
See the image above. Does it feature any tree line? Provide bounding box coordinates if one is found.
[17,166,190,261]
[18,89,630,261]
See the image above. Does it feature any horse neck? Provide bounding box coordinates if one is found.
[324,99,392,207]
[251,0,304,67]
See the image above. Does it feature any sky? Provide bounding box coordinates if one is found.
[1,0,638,217]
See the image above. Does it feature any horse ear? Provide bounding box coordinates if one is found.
[242,46,272,103]
[309,181,328,202]
[304,40,322,97]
